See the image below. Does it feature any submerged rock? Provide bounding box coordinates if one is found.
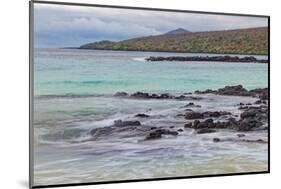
[213,138,221,142]
[114,92,128,97]
[145,128,179,140]
[197,128,217,134]
[237,134,246,137]
[185,111,231,120]
[185,112,204,119]
[135,113,150,118]
[113,120,141,127]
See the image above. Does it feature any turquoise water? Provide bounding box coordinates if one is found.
[34,49,268,96]
[33,49,268,186]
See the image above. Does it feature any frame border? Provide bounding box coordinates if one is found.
[29,0,270,188]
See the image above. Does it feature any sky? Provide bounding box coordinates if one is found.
[34,3,268,48]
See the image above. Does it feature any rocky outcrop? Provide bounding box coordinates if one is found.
[135,113,150,118]
[146,56,268,63]
[184,105,268,132]
[197,128,217,134]
[114,92,128,97]
[195,85,268,99]
[113,120,141,127]
[145,128,179,140]
[185,111,231,120]
[212,138,267,143]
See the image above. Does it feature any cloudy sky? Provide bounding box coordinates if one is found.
[34,3,268,48]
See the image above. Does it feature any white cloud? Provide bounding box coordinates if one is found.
[33,3,268,47]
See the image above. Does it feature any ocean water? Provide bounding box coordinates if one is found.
[33,49,268,186]
[34,49,268,96]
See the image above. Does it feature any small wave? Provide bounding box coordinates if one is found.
[132,57,146,61]
[35,93,106,99]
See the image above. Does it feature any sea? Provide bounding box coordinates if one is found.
[33,48,268,186]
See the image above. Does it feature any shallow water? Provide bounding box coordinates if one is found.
[33,49,268,186]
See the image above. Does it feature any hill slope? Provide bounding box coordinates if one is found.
[80,27,268,55]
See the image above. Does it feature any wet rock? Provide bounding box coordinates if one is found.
[197,128,217,134]
[131,92,150,98]
[145,128,178,140]
[177,113,185,117]
[237,134,246,137]
[213,138,221,142]
[114,92,128,97]
[254,100,262,104]
[184,122,192,128]
[90,127,113,136]
[169,126,175,128]
[193,120,201,128]
[145,131,162,140]
[195,119,215,129]
[177,128,184,132]
[196,85,252,96]
[175,95,186,100]
[159,93,171,99]
[135,113,150,118]
[250,88,268,100]
[203,111,231,118]
[216,85,250,96]
[186,102,194,106]
[240,110,257,119]
[185,112,204,119]
[113,120,141,127]
[237,118,259,131]
[238,106,249,110]
[241,139,267,143]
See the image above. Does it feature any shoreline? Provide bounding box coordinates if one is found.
[70,47,268,56]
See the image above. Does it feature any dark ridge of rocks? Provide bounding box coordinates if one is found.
[212,137,267,143]
[113,120,141,127]
[184,105,268,132]
[135,113,150,118]
[114,92,128,97]
[131,92,173,99]
[115,91,203,101]
[146,56,268,63]
[197,128,217,134]
[145,128,179,140]
[195,85,268,99]
[185,111,231,120]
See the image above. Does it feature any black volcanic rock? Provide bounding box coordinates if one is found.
[146,56,267,63]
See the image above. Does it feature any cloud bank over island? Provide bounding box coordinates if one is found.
[34,3,268,48]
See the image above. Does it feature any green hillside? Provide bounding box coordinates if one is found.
[80,27,268,55]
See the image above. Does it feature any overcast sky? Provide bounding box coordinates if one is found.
[34,3,268,48]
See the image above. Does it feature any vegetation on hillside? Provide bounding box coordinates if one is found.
[80,27,268,55]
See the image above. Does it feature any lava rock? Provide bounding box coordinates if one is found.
[197,128,217,134]
[113,120,141,127]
